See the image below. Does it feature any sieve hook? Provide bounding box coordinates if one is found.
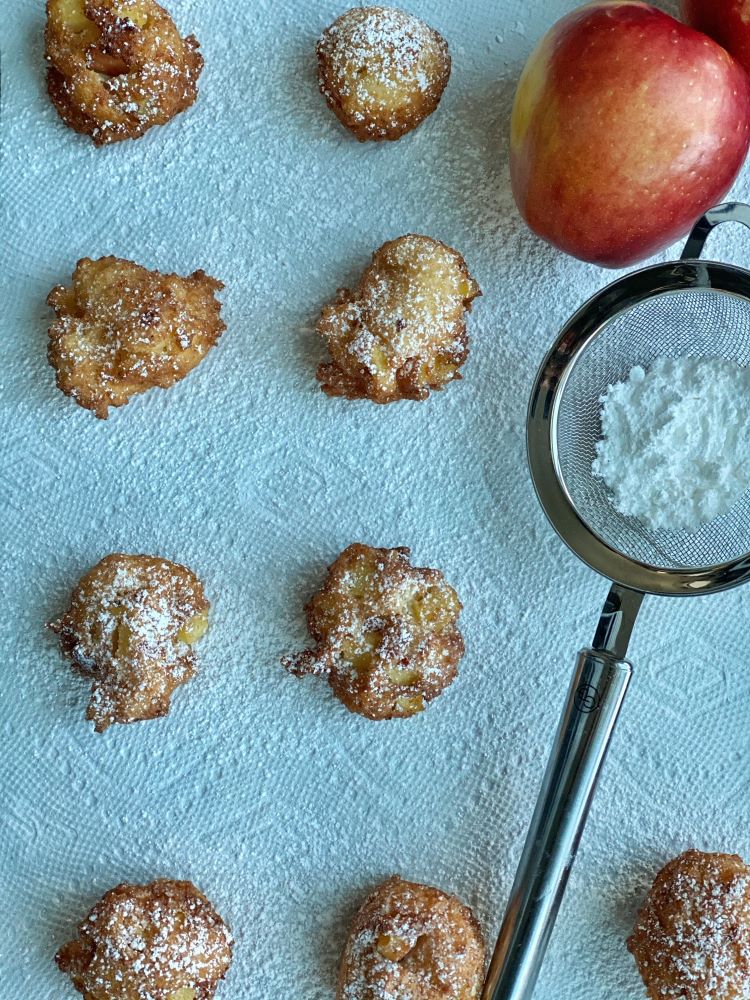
[680,202,750,261]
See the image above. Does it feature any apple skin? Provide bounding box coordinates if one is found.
[682,1,750,75]
[510,1,750,267]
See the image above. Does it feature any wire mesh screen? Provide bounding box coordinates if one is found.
[555,287,750,570]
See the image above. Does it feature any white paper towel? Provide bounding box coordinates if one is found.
[2,1,750,998]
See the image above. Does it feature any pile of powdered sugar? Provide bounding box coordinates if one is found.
[593,357,750,533]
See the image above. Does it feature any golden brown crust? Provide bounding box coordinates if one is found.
[317,234,480,404]
[317,6,450,141]
[628,849,750,1000]
[48,553,210,732]
[47,256,225,418]
[337,875,485,1000]
[45,0,203,145]
[55,879,233,1000]
[283,543,464,720]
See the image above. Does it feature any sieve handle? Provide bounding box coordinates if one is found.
[681,202,750,260]
[481,648,632,1000]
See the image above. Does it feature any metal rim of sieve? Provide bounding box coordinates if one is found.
[527,252,750,597]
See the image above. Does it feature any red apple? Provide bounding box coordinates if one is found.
[682,1,750,76]
[510,1,750,267]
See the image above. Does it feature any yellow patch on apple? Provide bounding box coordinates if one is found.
[510,35,552,150]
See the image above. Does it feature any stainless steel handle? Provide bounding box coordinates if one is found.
[481,648,632,1000]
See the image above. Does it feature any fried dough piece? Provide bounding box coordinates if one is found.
[47,256,225,418]
[48,553,210,732]
[45,0,203,145]
[55,879,233,1000]
[283,543,464,720]
[317,6,451,141]
[628,849,750,1000]
[338,875,485,1000]
[317,235,480,403]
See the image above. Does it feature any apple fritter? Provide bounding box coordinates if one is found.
[338,876,485,1000]
[47,256,225,418]
[317,6,451,141]
[283,543,464,720]
[628,849,750,1000]
[317,235,480,403]
[48,553,210,732]
[56,879,233,1000]
[45,0,203,145]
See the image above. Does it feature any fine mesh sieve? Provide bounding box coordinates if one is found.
[556,286,750,572]
[483,204,750,1000]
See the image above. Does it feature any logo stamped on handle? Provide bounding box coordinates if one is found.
[574,682,601,714]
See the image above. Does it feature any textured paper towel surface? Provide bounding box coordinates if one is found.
[2,2,750,998]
